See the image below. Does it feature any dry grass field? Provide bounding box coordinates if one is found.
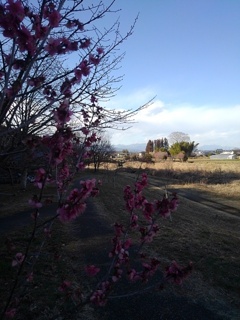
[90,159,240,318]
[0,158,240,319]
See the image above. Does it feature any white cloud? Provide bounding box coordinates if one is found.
[105,90,240,148]
[103,87,156,110]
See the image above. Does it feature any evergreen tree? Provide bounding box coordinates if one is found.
[169,141,199,160]
[163,137,169,149]
[148,137,169,152]
[146,140,154,153]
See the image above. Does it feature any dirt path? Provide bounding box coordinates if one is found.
[69,199,239,320]
[0,199,236,319]
[0,176,239,319]
[122,171,240,219]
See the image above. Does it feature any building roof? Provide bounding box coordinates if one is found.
[210,153,237,160]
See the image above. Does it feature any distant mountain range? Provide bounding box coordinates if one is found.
[113,143,146,152]
[113,143,239,152]
[197,144,239,151]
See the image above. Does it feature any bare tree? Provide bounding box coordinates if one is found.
[0,0,153,183]
[88,135,115,172]
[0,0,148,141]
[168,131,190,145]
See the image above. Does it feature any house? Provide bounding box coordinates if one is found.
[209,151,237,160]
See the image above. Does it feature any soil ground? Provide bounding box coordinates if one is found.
[0,165,240,319]
[68,198,239,320]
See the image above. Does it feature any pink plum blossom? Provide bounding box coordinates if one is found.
[80,38,91,49]
[66,19,84,30]
[34,168,46,189]
[135,173,148,192]
[128,268,140,282]
[112,266,123,282]
[60,78,72,97]
[165,260,193,284]
[74,68,82,83]
[32,13,49,39]
[90,281,111,306]
[28,196,42,208]
[48,9,61,27]
[43,3,61,27]
[59,280,71,292]
[16,25,36,54]
[44,37,61,55]
[81,127,89,135]
[12,252,25,267]
[53,99,73,125]
[123,238,132,249]
[85,265,100,277]
[58,201,86,222]
[27,272,33,282]
[96,47,104,55]
[143,201,154,221]
[89,53,101,66]
[76,162,85,171]
[91,94,98,103]
[130,214,138,229]
[79,59,90,76]
[5,0,25,22]
[27,76,45,87]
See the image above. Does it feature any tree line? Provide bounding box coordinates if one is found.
[145,132,199,161]
[145,138,169,153]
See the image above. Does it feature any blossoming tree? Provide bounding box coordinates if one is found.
[0,0,148,162]
[0,0,191,318]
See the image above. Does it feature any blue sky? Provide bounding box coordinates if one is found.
[102,0,240,149]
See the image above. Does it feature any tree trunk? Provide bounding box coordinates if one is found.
[20,168,28,190]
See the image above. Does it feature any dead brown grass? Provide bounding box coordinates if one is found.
[119,159,240,205]
[89,162,240,316]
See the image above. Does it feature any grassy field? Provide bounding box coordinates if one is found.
[93,161,240,286]
[0,158,240,319]
[91,159,240,317]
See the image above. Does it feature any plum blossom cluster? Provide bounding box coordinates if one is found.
[165,261,193,285]
[0,0,104,103]
[0,0,78,55]
[57,179,99,222]
[5,92,105,317]
[4,92,188,315]
[90,281,112,306]
[12,253,25,267]
[26,89,103,207]
[41,50,103,101]
[0,2,192,318]
[124,173,179,226]
[86,174,191,307]
[42,127,74,166]
[53,99,73,126]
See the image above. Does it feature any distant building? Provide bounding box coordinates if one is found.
[209,151,237,160]
[193,150,204,157]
